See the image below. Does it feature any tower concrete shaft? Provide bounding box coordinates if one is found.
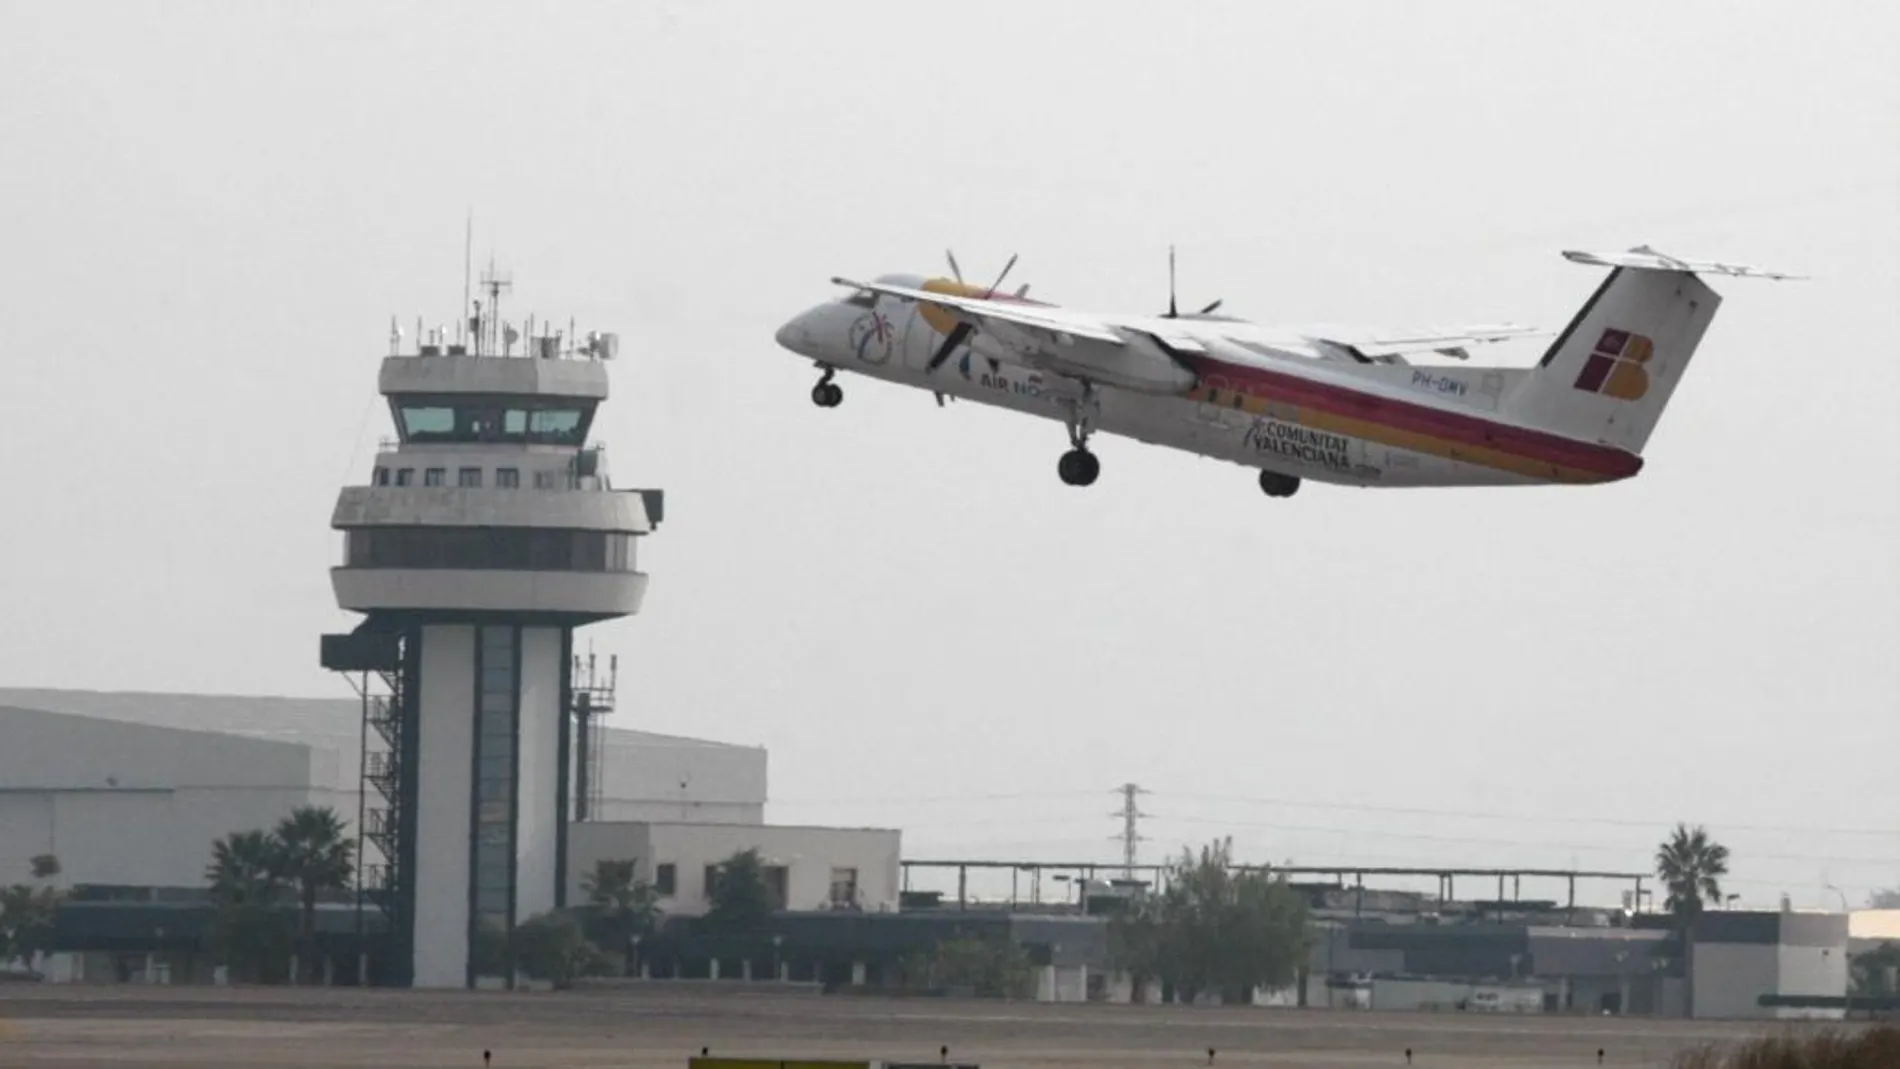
[321,296,661,989]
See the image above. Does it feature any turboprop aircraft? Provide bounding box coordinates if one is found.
[773,246,1800,496]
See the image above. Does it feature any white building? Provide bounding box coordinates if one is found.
[0,688,892,914]
[568,820,901,915]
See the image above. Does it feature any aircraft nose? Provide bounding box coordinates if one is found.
[774,318,800,351]
[775,311,813,354]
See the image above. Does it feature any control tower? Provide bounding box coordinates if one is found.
[319,270,663,988]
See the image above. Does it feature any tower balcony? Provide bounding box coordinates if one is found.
[331,566,648,620]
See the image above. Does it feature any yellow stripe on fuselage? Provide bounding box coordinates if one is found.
[1193,386,1618,484]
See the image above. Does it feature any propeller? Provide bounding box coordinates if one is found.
[1163,244,1223,318]
[925,249,1018,374]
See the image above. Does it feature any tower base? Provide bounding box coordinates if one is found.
[328,618,575,988]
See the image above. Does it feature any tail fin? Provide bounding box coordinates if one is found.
[1505,246,1801,455]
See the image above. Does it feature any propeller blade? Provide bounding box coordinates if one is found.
[1167,245,1178,318]
[1013,283,1030,298]
[1199,298,1223,315]
[946,249,964,283]
[926,321,974,372]
[983,253,1018,298]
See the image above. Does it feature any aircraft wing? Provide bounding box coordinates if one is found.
[832,276,1127,346]
[1308,323,1547,361]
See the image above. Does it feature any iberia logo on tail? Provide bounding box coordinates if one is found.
[1573,327,1653,401]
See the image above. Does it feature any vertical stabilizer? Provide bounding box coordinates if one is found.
[1505,257,1720,454]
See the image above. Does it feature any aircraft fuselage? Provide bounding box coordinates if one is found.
[776,276,1642,491]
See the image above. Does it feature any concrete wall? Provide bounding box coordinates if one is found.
[1689,912,1850,1020]
[411,623,476,989]
[566,821,900,915]
[0,707,330,890]
[591,731,766,826]
[0,688,768,834]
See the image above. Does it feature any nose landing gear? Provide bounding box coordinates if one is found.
[810,365,843,408]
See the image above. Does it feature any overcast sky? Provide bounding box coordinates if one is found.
[2,1,1895,909]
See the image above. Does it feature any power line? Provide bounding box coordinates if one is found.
[1155,791,1900,840]
[1145,813,1895,869]
[1113,782,1149,877]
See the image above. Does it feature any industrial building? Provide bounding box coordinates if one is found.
[0,686,899,983]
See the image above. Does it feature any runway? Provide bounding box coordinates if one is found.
[0,985,1857,1068]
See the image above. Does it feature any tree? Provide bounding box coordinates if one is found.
[1108,837,1311,1005]
[581,858,659,974]
[1106,892,1164,1002]
[1655,822,1730,1019]
[929,936,1036,999]
[205,829,294,983]
[513,909,611,989]
[702,848,774,933]
[1851,943,1900,998]
[273,806,355,983]
[1869,888,1900,910]
[0,855,64,973]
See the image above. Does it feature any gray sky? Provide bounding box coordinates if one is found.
[2,0,1895,908]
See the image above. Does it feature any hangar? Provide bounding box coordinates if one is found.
[0,686,898,983]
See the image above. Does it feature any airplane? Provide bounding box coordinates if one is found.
[773,245,1801,497]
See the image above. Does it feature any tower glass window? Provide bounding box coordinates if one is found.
[424,468,445,487]
[496,468,519,489]
[395,398,597,446]
[457,467,482,488]
[343,529,636,572]
[469,624,518,984]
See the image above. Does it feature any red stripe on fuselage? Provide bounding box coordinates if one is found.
[1190,357,1642,480]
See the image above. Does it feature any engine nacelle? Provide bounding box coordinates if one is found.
[1016,329,1200,396]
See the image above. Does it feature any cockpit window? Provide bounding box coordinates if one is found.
[841,289,876,308]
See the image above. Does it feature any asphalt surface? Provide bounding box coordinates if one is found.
[0,985,1860,1068]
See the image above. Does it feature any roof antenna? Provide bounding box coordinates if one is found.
[462,210,473,347]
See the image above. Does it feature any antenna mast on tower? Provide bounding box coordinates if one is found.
[479,257,513,357]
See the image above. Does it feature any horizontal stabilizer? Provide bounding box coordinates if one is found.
[1561,245,1807,281]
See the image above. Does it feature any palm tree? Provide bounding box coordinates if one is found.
[207,830,288,904]
[1655,822,1730,1017]
[206,829,292,982]
[1657,823,1729,920]
[274,807,355,984]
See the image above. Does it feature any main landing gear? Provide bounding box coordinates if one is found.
[1259,470,1302,498]
[1058,447,1100,486]
[1057,386,1101,487]
[810,365,842,408]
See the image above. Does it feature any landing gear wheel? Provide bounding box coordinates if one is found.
[1058,449,1100,487]
[1258,470,1301,498]
[810,382,843,408]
